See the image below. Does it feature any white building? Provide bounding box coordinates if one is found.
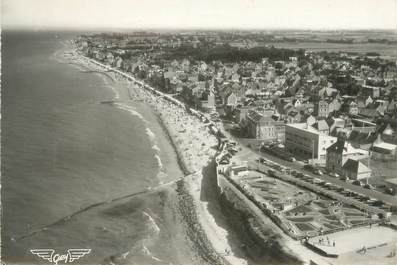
[285,123,337,162]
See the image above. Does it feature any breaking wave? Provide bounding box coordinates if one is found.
[142,211,161,235]
[145,128,156,143]
[152,144,161,152]
[154,154,163,169]
[114,103,148,123]
[142,245,163,262]
[115,104,167,184]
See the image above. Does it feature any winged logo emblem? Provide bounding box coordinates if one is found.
[30,249,91,264]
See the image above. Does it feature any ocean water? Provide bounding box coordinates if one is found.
[1,31,192,265]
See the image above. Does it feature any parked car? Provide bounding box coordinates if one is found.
[358,195,370,202]
[313,178,323,184]
[372,200,384,206]
[363,184,375,190]
[286,156,296,162]
[268,169,277,177]
[303,164,315,171]
[313,169,323,175]
[339,176,349,181]
[352,180,363,186]
[385,187,395,195]
[318,181,327,186]
[329,172,340,178]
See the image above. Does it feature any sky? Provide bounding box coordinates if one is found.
[2,0,397,30]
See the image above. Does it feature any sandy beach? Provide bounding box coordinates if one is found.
[59,43,253,265]
[60,41,312,265]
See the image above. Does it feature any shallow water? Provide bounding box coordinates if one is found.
[1,31,193,264]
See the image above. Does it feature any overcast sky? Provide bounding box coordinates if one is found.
[2,0,397,30]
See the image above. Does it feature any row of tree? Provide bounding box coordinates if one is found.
[166,44,305,63]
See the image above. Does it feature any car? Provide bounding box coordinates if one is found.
[351,192,361,198]
[363,184,375,190]
[279,167,287,173]
[339,176,349,181]
[286,157,296,162]
[318,181,327,186]
[313,178,323,184]
[341,190,350,195]
[303,164,315,171]
[352,180,363,186]
[385,187,395,195]
[358,195,370,202]
[328,185,340,190]
[372,200,384,206]
[329,172,340,178]
[313,169,323,175]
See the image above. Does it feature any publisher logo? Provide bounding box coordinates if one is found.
[30,249,91,265]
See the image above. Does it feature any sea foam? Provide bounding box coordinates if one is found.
[142,246,163,262]
[142,211,161,235]
[115,104,167,183]
[114,103,148,123]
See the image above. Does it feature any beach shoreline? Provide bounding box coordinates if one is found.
[61,42,305,265]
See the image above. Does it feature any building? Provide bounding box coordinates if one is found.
[312,120,329,135]
[246,110,285,141]
[225,92,238,108]
[371,134,397,161]
[348,101,359,115]
[361,84,381,99]
[285,123,337,161]
[325,137,369,175]
[205,91,216,110]
[341,158,371,180]
[314,100,329,118]
[326,138,345,173]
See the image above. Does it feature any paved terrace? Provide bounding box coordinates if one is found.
[307,225,397,256]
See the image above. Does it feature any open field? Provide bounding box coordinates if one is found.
[268,42,397,60]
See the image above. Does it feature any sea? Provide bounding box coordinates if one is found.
[1,31,195,265]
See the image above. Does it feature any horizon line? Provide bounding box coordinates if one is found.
[3,25,397,33]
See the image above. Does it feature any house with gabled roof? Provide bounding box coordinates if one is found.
[327,97,342,114]
[245,110,285,141]
[342,159,371,180]
[312,120,329,135]
[371,134,397,161]
[225,92,238,108]
[326,137,369,178]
